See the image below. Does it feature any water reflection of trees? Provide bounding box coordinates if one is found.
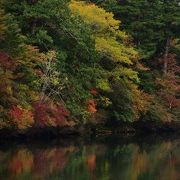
[0,146,75,179]
[0,140,179,180]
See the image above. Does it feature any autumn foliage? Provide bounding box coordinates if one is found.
[33,101,69,128]
[156,53,180,110]
[0,52,16,71]
[87,99,97,114]
[0,0,179,131]
[9,106,34,130]
[90,88,98,96]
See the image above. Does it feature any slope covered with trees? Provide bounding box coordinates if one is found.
[91,0,180,122]
[0,0,179,132]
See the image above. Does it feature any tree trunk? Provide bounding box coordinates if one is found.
[163,38,170,75]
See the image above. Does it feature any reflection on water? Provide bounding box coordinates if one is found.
[0,138,180,180]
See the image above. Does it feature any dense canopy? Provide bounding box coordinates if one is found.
[0,0,179,130]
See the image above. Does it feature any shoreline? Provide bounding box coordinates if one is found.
[0,121,179,140]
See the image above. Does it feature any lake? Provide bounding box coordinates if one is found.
[0,135,179,180]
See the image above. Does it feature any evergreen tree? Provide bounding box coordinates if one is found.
[92,0,180,61]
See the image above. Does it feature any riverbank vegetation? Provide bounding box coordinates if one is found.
[0,0,179,133]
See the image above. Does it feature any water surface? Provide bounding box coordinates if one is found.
[0,136,179,180]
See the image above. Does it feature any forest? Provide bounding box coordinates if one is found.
[0,0,179,134]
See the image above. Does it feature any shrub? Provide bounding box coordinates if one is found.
[33,101,69,128]
[9,105,34,130]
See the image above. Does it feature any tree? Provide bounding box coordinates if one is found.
[1,0,98,123]
[70,0,146,122]
[92,0,180,60]
[92,0,180,121]
[0,8,43,129]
